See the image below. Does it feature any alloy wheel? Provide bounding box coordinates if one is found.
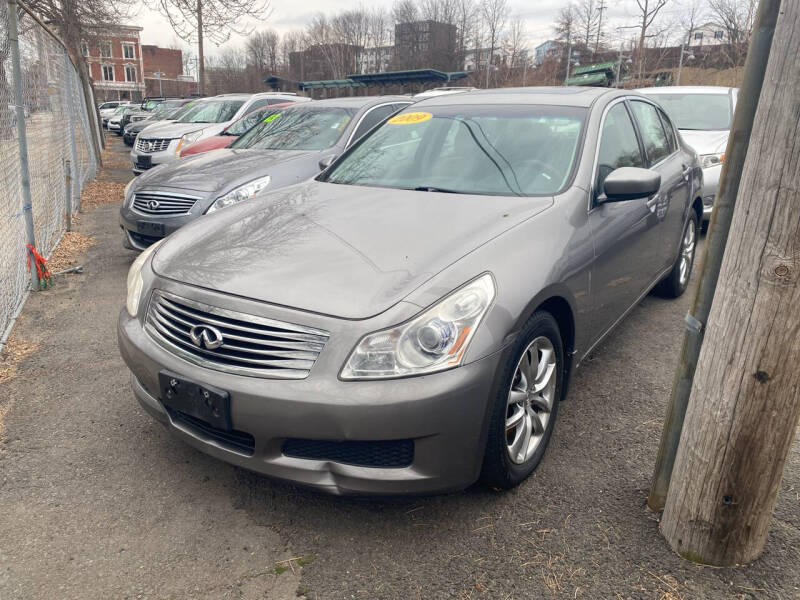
[679,217,697,287]
[505,336,557,465]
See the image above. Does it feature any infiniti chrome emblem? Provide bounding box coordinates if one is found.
[189,324,224,350]
[147,199,160,210]
[147,140,155,152]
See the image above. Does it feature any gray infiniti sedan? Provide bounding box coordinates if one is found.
[118,87,703,495]
[119,96,412,250]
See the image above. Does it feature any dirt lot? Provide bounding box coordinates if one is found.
[1,134,798,599]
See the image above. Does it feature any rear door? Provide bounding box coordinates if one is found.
[588,100,662,338]
[629,99,690,271]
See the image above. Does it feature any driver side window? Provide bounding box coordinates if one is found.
[596,103,644,193]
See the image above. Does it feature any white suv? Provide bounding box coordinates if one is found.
[130,93,310,174]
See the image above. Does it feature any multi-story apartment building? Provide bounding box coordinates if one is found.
[81,25,145,101]
[357,46,393,74]
[393,20,458,71]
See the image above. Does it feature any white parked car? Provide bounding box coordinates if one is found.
[639,86,738,223]
[130,93,309,174]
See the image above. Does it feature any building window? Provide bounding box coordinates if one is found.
[125,65,136,82]
[81,40,89,57]
[102,64,114,81]
[100,41,112,58]
[714,30,724,39]
[122,43,135,59]
[694,32,703,40]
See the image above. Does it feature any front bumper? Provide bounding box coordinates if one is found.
[117,302,500,495]
[130,143,177,174]
[119,201,203,250]
[108,121,122,132]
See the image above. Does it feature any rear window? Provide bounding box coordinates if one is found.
[644,93,732,131]
[231,107,355,151]
[324,105,587,196]
[177,100,245,124]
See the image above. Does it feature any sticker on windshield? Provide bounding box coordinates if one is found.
[388,111,432,125]
[263,112,281,123]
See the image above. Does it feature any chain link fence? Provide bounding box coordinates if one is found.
[0,0,100,349]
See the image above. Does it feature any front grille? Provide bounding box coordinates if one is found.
[132,190,200,216]
[282,438,414,468]
[136,137,172,153]
[167,408,255,455]
[145,290,329,379]
[131,115,148,122]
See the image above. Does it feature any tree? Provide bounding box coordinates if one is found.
[148,0,271,95]
[554,5,577,82]
[708,0,758,67]
[576,0,599,54]
[247,29,280,76]
[660,0,799,566]
[480,0,508,88]
[633,0,670,79]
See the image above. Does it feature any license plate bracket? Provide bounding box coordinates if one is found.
[136,221,165,237]
[136,155,152,169]
[159,371,232,431]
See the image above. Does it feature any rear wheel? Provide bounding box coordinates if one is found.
[655,211,697,298]
[480,311,563,489]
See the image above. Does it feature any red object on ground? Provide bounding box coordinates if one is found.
[179,102,295,158]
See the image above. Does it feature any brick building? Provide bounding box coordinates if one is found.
[81,25,145,101]
[393,20,458,71]
[141,45,196,97]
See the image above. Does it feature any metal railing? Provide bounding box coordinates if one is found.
[0,0,100,349]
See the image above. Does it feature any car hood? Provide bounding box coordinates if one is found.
[152,181,552,319]
[180,135,232,157]
[679,129,729,155]
[137,120,227,140]
[134,148,312,194]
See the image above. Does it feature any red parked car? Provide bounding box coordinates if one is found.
[179,103,295,157]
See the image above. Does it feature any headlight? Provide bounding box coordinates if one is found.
[206,175,271,213]
[126,240,163,317]
[175,130,203,155]
[340,273,496,380]
[699,153,724,169]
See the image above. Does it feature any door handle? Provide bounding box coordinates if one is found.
[681,164,692,182]
[646,195,659,212]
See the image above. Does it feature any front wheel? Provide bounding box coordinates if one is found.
[480,311,564,489]
[655,211,697,298]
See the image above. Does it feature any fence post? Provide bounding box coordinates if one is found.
[63,52,81,211]
[65,160,72,231]
[8,0,38,292]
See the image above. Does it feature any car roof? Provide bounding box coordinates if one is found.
[413,86,625,108]
[637,86,737,95]
[292,96,410,109]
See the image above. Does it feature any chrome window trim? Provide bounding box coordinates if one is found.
[345,102,412,148]
[627,97,681,169]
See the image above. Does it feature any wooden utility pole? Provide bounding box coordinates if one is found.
[661,0,800,566]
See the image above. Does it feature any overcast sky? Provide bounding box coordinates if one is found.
[133,0,691,57]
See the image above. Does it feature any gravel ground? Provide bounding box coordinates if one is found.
[1,134,798,600]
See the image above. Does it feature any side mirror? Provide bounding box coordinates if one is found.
[601,167,661,202]
[318,154,337,171]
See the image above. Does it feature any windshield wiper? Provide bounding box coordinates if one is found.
[412,186,462,194]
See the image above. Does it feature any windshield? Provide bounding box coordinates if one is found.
[225,107,276,136]
[177,99,245,124]
[324,105,586,196]
[232,107,355,151]
[645,93,732,130]
[150,101,182,118]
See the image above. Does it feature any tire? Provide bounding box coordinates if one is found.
[655,210,698,298]
[480,310,564,489]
